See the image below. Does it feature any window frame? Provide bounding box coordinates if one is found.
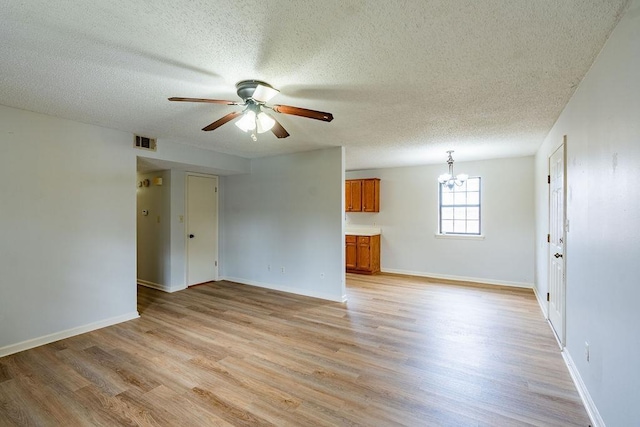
[438,176,482,236]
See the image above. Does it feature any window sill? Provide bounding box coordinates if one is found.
[434,233,485,240]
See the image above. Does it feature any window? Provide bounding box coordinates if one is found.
[439,177,481,235]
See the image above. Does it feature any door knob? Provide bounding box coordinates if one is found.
[554,253,563,258]
[189,234,195,239]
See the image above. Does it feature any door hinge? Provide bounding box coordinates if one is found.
[215,187,218,193]
[215,260,218,267]
[547,234,550,243]
[547,292,550,302]
[547,175,551,184]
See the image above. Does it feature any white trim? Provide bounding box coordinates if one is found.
[532,285,549,318]
[381,268,533,289]
[562,349,605,427]
[137,279,186,293]
[0,311,140,358]
[529,285,563,350]
[547,318,563,350]
[434,233,485,240]
[220,276,346,303]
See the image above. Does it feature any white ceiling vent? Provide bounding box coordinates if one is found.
[134,135,156,151]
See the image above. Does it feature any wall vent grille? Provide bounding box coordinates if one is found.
[134,135,157,151]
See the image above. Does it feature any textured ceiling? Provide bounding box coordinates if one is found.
[0,0,629,170]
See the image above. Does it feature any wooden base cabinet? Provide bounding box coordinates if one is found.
[346,234,380,274]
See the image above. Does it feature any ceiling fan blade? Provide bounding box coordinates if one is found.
[271,104,333,122]
[168,97,240,105]
[270,117,290,139]
[252,84,280,103]
[202,111,243,131]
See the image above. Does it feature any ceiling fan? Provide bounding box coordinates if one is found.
[169,80,333,140]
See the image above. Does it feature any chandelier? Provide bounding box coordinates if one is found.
[438,151,468,189]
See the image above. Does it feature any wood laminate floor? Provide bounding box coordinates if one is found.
[0,274,590,426]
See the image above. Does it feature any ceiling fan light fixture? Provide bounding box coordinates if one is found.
[235,110,256,132]
[256,111,275,134]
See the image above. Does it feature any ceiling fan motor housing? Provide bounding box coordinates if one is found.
[236,80,272,102]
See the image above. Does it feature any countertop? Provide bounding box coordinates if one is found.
[345,226,381,236]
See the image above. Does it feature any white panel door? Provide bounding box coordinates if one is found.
[186,174,218,286]
[548,143,566,344]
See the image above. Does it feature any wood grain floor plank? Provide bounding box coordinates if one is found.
[142,384,235,427]
[0,378,51,426]
[0,274,590,426]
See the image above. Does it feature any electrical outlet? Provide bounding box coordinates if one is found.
[585,342,590,362]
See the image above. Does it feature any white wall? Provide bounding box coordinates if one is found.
[136,142,251,292]
[221,147,346,302]
[0,105,138,355]
[135,168,192,293]
[534,1,640,425]
[136,170,171,288]
[347,156,535,287]
[143,138,250,176]
[168,169,187,290]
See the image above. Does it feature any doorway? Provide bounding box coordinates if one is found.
[186,173,219,286]
[548,138,566,345]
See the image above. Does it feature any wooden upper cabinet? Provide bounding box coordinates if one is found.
[345,180,362,212]
[345,178,379,212]
[362,179,380,212]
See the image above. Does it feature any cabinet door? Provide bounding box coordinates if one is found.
[357,236,371,270]
[345,181,352,212]
[350,180,362,212]
[362,179,379,212]
[345,235,357,269]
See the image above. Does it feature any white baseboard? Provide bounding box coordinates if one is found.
[532,285,549,318]
[220,276,346,303]
[532,286,563,349]
[380,268,533,289]
[0,311,140,358]
[137,279,186,293]
[562,349,605,427]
